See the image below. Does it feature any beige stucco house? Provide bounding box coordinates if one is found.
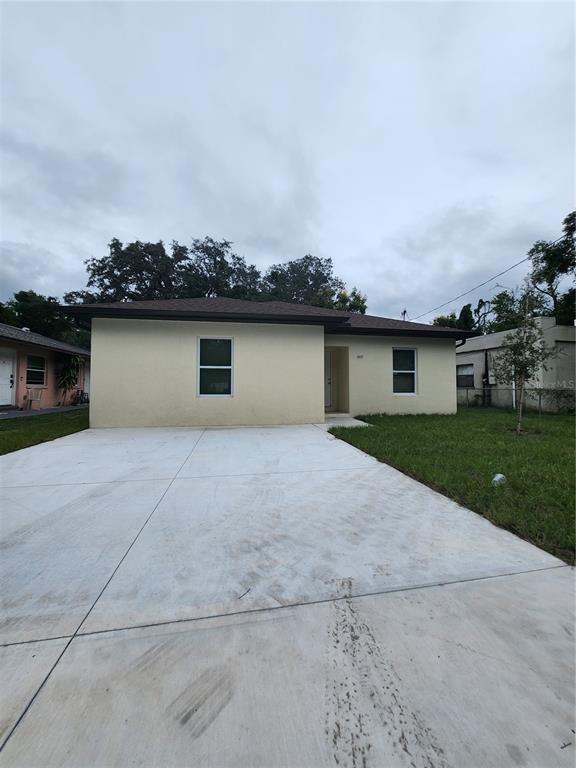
[64,297,471,428]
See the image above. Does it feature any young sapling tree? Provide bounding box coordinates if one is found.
[492,289,556,434]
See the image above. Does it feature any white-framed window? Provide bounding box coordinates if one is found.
[26,355,46,386]
[393,348,416,394]
[197,337,233,396]
[456,363,474,388]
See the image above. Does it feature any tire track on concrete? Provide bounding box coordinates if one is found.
[325,577,449,768]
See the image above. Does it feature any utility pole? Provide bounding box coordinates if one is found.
[401,309,407,321]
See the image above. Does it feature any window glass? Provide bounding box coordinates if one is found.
[393,348,416,393]
[393,372,415,394]
[198,338,233,395]
[199,368,232,395]
[26,356,46,385]
[27,356,45,370]
[200,339,231,367]
[456,363,474,388]
[393,349,415,371]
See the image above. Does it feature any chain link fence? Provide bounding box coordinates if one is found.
[457,387,575,414]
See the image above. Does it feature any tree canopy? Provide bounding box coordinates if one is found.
[0,290,90,348]
[263,254,351,308]
[528,211,575,313]
[64,237,367,314]
[1,237,367,347]
[432,303,475,330]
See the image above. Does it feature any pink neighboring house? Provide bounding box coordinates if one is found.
[0,323,90,411]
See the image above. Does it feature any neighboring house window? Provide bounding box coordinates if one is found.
[456,363,474,388]
[393,349,416,394]
[26,355,46,385]
[198,338,233,396]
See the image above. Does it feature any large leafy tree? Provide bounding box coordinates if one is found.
[486,291,525,333]
[528,210,575,314]
[432,303,475,330]
[432,312,458,328]
[181,238,262,299]
[66,239,367,313]
[456,304,475,330]
[1,290,90,347]
[435,289,551,334]
[333,287,368,314]
[263,254,343,306]
[5,291,65,336]
[556,287,575,326]
[65,238,190,304]
[0,302,18,326]
[473,299,492,333]
[262,254,366,313]
[484,290,550,333]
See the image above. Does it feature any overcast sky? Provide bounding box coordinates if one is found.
[1,1,573,320]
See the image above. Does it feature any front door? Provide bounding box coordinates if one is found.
[324,350,332,408]
[0,350,16,406]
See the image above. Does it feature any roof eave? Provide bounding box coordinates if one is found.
[325,327,476,340]
[61,306,350,327]
[0,334,90,356]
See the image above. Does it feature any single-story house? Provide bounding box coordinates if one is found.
[63,297,472,428]
[456,316,575,410]
[0,323,91,411]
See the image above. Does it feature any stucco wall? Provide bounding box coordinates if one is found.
[456,319,575,391]
[541,341,575,389]
[0,343,87,410]
[90,318,325,427]
[455,349,487,390]
[325,335,457,415]
[15,348,61,409]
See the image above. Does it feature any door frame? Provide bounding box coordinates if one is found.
[0,347,17,407]
[324,350,332,409]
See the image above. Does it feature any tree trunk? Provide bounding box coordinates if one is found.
[516,379,525,435]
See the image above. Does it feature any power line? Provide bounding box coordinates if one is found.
[409,257,530,320]
[409,234,566,322]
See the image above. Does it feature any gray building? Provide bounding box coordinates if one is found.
[456,317,575,411]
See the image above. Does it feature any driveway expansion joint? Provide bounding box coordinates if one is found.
[2,424,571,766]
[0,464,380,490]
[0,429,208,755]
[2,563,568,650]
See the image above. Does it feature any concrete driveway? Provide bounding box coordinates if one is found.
[0,424,573,767]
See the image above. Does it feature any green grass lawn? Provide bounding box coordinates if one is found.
[330,408,575,564]
[0,408,89,456]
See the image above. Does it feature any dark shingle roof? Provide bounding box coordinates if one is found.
[66,296,346,317]
[0,323,90,356]
[62,297,472,338]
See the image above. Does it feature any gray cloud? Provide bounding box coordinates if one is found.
[0,1,573,313]
[369,204,550,320]
[0,133,126,221]
[0,241,87,301]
